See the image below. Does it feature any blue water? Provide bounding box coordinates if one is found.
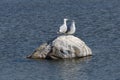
[0,0,120,80]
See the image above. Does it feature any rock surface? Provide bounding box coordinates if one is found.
[27,35,92,59]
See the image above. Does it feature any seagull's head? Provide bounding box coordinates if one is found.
[64,18,68,21]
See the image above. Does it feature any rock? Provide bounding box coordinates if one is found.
[27,43,51,59]
[27,35,92,59]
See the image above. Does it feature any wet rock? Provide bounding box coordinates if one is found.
[27,35,92,59]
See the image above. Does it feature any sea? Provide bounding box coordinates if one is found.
[0,0,120,80]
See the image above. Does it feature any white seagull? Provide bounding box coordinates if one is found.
[58,18,68,34]
[66,20,76,35]
[58,19,76,35]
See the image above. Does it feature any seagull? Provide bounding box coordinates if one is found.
[57,18,68,34]
[66,20,76,35]
[58,19,76,35]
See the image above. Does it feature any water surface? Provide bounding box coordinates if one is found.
[0,0,120,80]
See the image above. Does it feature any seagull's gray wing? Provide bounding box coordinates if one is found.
[59,24,67,33]
[67,21,76,34]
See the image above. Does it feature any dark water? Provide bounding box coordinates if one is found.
[0,0,120,80]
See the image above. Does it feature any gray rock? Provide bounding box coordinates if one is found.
[27,35,92,59]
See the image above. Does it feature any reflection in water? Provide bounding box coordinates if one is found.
[39,56,92,80]
[0,57,85,80]
[57,57,92,80]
